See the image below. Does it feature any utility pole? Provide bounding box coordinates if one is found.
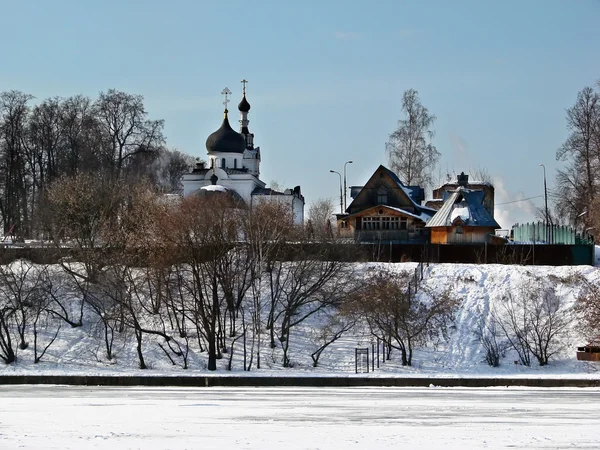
[343,160,353,212]
[329,170,343,214]
[539,164,549,243]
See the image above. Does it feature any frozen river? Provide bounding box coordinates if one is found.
[1,385,599,449]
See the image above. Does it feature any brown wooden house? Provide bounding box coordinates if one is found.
[337,165,436,243]
[425,181,500,244]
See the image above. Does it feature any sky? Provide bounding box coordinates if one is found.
[1,0,599,229]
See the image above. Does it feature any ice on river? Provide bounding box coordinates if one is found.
[1,386,599,449]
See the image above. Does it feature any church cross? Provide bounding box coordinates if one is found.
[221,87,232,110]
[241,79,248,94]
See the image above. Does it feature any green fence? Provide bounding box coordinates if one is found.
[511,222,594,245]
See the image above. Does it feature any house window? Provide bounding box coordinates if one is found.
[363,216,401,230]
[221,158,226,168]
[400,218,408,230]
[377,188,388,205]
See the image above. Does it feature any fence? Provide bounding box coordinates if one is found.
[354,242,594,266]
[512,222,594,245]
[0,241,594,267]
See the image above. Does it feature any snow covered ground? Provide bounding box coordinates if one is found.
[1,262,599,378]
[1,386,600,449]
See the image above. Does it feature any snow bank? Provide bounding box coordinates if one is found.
[1,262,599,378]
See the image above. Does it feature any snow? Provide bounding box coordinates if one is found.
[450,206,470,222]
[1,262,599,378]
[200,184,227,192]
[1,386,600,449]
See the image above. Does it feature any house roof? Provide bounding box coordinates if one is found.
[433,180,494,191]
[426,187,500,228]
[346,165,437,217]
[343,205,432,223]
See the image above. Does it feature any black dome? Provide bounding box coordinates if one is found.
[205,110,246,154]
[238,94,251,112]
[197,185,246,208]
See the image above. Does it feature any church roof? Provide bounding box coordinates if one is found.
[238,94,251,112]
[206,110,246,154]
[196,184,246,207]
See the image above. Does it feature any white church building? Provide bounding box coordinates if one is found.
[182,83,304,225]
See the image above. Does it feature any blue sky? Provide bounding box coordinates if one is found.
[1,0,599,228]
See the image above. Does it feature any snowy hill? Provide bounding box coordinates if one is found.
[1,262,599,378]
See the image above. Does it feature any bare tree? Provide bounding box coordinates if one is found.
[307,198,335,240]
[309,310,356,367]
[386,89,440,188]
[0,304,16,364]
[350,267,457,366]
[152,148,196,193]
[494,280,572,366]
[0,260,46,350]
[268,246,355,367]
[475,315,506,367]
[575,278,600,343]
[94,89,165,180]
[166,195,241,371]
[0,91,33,237]
[555,82,600,231]
[241,200,295,370]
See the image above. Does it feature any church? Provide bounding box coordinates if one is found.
[182,83,304,225]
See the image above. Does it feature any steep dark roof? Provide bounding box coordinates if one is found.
[426,187,500,228]
[206,110,246,154]
[345,164,436,221]
[238,94,251,112]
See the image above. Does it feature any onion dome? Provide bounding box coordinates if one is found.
[197,184,246,207]
[238,94,251,112]
[205,110,246,154]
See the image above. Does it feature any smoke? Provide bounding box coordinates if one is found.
[493,175,539,230]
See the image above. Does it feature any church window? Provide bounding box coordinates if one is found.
[221,158,226,168]
[377,188,388,205]
[234,159,237,169]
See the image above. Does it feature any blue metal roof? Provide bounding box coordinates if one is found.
[425,187,500,228]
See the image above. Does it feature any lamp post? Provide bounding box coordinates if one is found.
[539,164,549,243]
[343,160,353,212]
[329,170,343,214]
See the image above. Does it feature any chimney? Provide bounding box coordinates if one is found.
[457,172,469,187]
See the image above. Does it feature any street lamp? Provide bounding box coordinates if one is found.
[343,160,353,212]
[329,170,343,214]
[539,164,549,243]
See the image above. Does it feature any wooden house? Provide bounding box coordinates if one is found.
[337,165,436,243]
[425,181,500,244]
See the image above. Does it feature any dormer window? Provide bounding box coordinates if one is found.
[377,188,388,205]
